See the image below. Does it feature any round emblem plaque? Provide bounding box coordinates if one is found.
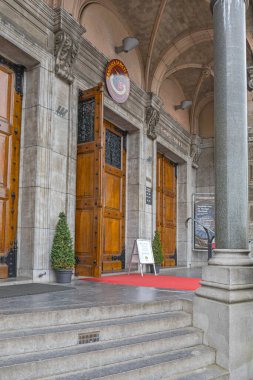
[105,59,130,104]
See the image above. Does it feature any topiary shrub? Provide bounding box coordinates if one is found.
[51,212,75,270]
[152,230,163,265]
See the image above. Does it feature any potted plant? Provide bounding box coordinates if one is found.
[51,212,75,283]
[151,230,163,274]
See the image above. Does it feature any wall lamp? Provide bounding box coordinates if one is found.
[115,37,139,54]
[175,100,192,111]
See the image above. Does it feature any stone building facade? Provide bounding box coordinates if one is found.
[0,0,253,281]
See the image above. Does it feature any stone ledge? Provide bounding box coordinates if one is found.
[196,284,253,303]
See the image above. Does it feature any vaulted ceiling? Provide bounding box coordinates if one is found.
[45,0,253,132]
[109,0,213,90]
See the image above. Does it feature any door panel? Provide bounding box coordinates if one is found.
[104,173,121,210]
[0,134,9,187]
[102,121,126,272]
[0,65,21,274]
[156,153,177,267]
[76,149,95,197]
[0,69,11,121]
[0,202,6,253]
[75,84,104,277]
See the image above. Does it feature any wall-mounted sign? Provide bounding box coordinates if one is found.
[146,187,152,205]
[105,59,130,104]
[193,193,215,250]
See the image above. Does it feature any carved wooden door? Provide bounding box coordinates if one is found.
[156,153,177,267]
[75,84,104,277]
[0,65,21,275]
[75,85,126,277]
[102,121,126,272]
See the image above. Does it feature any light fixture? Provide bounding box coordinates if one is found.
[115,37,139,54]
[175,100,192,111]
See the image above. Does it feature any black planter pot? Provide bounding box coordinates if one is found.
[150,264,161,274]
[55,269,73,283]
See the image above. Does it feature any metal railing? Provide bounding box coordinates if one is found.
[185,217,215,260]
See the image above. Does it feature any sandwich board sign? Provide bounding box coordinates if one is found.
[128,239,157,276]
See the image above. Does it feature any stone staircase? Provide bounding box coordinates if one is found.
[0,298,228,380]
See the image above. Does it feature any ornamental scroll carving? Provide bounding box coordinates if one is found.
[146,106,160,140]
[249,142,253,160]
[248,66,253,92]
[190,135,201,168]
[55,30,79,83]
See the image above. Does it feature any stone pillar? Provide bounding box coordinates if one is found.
[177,159,194,267]
[213,0,249,256]
[193,1,253,379]
[125,130,142,269]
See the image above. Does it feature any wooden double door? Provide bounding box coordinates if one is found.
[156,153,177,267]
[75,84,126,277]
[0,65,21,277]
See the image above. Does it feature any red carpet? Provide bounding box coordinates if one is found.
[81,274,201,291]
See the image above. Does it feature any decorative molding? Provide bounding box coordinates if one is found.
[145,92,162,140]
[146,106,160,140]
[54,8,86,38]
[55,30,79,83]
[248,66,253,92]
[158,111,191,158]
[10,0,54,29]
[54,8,85,83]
[190,134,202,168]
[249,142,253,160]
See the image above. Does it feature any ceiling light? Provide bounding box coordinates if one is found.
[175,100,193,110]
[115,37,139,54]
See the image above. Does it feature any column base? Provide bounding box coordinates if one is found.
[194,251,253,379]
[209,248,253,266]
[196,264,253,303]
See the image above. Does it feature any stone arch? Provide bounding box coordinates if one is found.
[76,0,144,88]
[192,93,214,136]
[151,27,253,96]
[151,29,214,95]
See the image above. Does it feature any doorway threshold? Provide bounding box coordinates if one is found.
[0,277,33,287]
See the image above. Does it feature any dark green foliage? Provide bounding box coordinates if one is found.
[51,212,75,270]
[152,231,163,265]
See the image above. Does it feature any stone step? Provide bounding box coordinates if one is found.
[0,310,192,357]
[0,327,203,380]
[40,345,215,380]
[164,364,229,379]
[0,298,190,332]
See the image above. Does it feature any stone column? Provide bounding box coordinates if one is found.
[211,0,250,264]
[193,1,253,379]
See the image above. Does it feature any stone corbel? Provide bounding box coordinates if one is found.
[146,93,162,140]
[55,30,79,83]
[54,8,86,83]
[190,134,201,168]
[248,66,253,92]
[146,106,160,140]
[249,140,253,160]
